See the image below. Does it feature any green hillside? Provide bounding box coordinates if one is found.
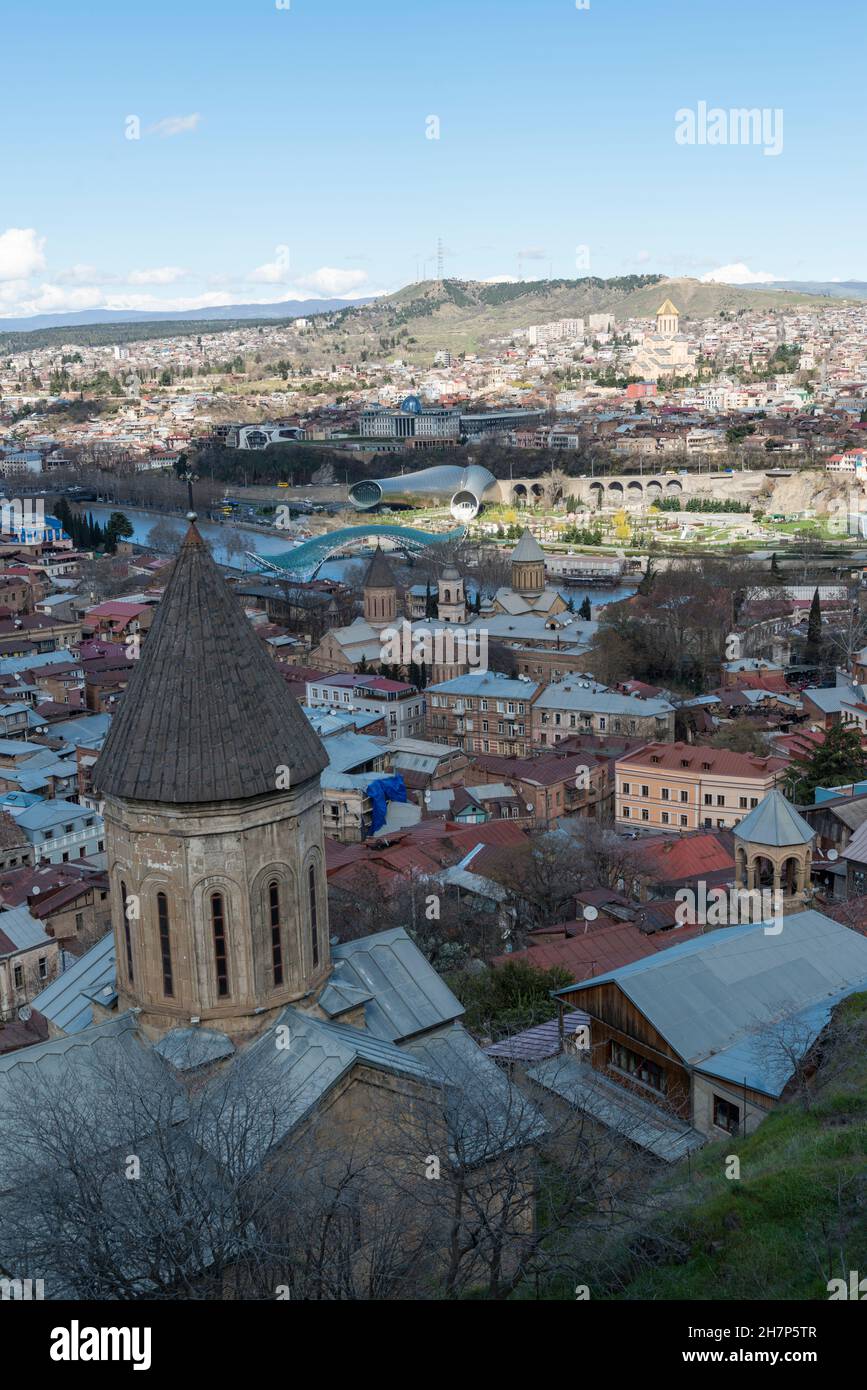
[324,275,851,356]
[599,993,867,1301]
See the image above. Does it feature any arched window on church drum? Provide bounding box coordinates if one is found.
[157,892,173,997]
[120,879,133,985]
[309,864,319,969]
[211,892,229,998]
[269,880,284,986]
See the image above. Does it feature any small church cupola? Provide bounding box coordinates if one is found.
[92,520,332,1041]
[362,543,398,628]
[510,528,546,598]
[733,788,814,914]
[437,565,466,623]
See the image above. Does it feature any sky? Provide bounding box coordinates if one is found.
[1,0,865,317]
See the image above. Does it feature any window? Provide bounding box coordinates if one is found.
[704,793,712,806]
[121,879,134,985]
[622,781,630,795]
[269,880,283,986]
[641,808,649,821]
[661,811,669,825]
[38,955,48,980]
[680,790,688,803]
[308,865,319,970]
[716,795,725,807]
[212,893,229,997]
[623,806,630,818]
[713,1095,740,1133]
[610,1041,664,1092]
[599,718,607,731]
[157,892,173,996]
[680,814,688,826]
[641,785,649,798]
[750,797,758,808]
[13,964,23,990]
[661,788,670,801]
[75,911,83,932]
[739,796,748,809]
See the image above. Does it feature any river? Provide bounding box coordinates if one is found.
[85,504,638,602]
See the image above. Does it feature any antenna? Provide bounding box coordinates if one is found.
[436,237,444,280]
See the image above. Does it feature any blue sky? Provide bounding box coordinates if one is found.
[1,0,864,315]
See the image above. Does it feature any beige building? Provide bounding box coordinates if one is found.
[615,742,787,831]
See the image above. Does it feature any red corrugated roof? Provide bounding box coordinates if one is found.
[618,741,786,778]
[492,919,706,976]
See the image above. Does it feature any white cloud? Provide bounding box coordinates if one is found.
[294,267,368,297]
[0,283,107,315]
[127,266,189,285]
[636,250,651,265]
[701,262,778,285]
[103,291,238,313]
[0,228,47,283]
[248,246,291,284]
[482,275,519,284]
[147,113,201,137]
[55,263,105,285]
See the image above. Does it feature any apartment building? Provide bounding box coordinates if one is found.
[305,673,426,741]
[615,742,786,832]
[425,671,539,757]
[532,682,676,746]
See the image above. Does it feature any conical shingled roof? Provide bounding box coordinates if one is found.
[511,529,545,563]
[362,543,397,589]
[92,522,328,804]
[733,788,814,847]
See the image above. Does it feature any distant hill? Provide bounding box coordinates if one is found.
[0,275,852,358]
[317,275,854,355]
[0,297,371,334]
[760,280,867,300]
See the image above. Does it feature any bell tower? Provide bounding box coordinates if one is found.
[510,529,546,598]
[362,543,398,629]
[92,516,331,1041]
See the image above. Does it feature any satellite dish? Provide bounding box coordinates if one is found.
[17,1004,32,1022]
[827,848,839,862]
[582,905,599,922]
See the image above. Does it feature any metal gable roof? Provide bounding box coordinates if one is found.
[331,927,464,1041]
[558,912,867,1088]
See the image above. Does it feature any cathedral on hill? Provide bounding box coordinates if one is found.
[631,299,697,382]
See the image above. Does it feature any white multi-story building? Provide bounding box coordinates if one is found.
[305,674,426,741]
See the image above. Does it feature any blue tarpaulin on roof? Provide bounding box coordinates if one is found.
[366,774,408,835]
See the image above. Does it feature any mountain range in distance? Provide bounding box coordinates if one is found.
[739,280,867,299]
[2,275,866,350]
[0,297,372,333]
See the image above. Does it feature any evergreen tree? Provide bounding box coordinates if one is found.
[784,721,866,802]
[804,587,822,660]
[424,580,436,619]
[578,595,592,621]
[771,551,781,577]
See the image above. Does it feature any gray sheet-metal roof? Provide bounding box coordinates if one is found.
[32,931,116,1034]
[154,1027,236,1072]
[733,788,814,846]
[484,1010,590,1063]
[528,1055,705,1162]
[317,980,374,1018]
[556,912,867,1093]
[331,928,464,1042]
[205,1005,437,1169]
[0,903,50,951]
[403,1022,546,1165]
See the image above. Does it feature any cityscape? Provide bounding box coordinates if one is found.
[1,0,865,1363]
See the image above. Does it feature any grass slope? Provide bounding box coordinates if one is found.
[611,994,867,1301]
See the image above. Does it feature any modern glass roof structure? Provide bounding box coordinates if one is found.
[348,463,499,521]
[247,522,467,580]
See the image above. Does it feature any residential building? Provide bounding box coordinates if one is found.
[615,742,786,831]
